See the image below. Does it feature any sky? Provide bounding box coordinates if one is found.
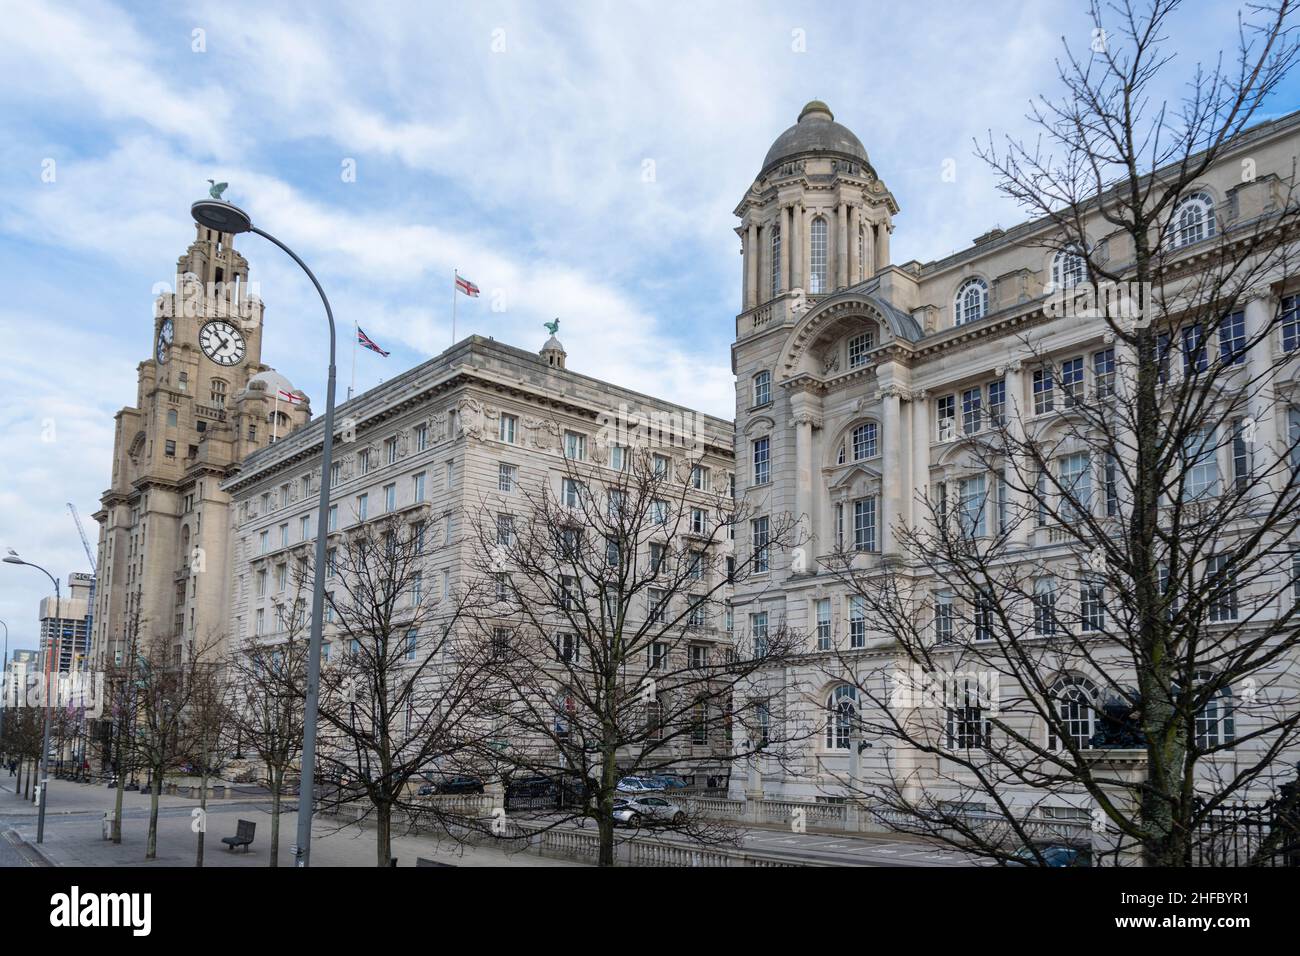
[0,0,1296,653]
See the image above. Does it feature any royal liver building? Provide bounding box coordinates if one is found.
[728,100,1300,842]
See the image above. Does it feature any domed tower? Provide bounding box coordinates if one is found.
[736,101,898,315]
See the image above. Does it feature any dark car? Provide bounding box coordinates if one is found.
[418,775,484,796]
[1009,843,1093,867]
[505,775,557,799]
[649,774,690,790]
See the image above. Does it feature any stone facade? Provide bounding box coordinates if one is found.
[728,103,1300,809]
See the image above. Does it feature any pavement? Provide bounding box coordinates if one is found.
[0,777,581,868]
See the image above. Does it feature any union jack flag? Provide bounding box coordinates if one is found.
[357,326,390,357]
[455,274,480,297]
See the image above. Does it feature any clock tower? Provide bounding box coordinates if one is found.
[91,224,312,670]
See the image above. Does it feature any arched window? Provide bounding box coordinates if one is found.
[1051,247,1087,290]
[769,223,782,298]
[1193,671,1235,749]
[1048,675,1098,749]
[851,422,878,461]
[752,370,771,407]
[825,685,858,749]
[1170,192,1216,249]
[954,277,989,325]
[810,217,829,294]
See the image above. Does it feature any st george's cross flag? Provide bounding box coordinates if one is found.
[455,273,481,297]
[277,389,302,403]
[357,326,390,357]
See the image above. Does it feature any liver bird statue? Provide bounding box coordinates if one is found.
[207,179,229,200]
[544,318,560,335]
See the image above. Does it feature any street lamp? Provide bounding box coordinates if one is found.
[0,618,8,765]
[191,199,337,867]
[4,550,59,843]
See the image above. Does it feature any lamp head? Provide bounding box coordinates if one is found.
[191,200,253,234]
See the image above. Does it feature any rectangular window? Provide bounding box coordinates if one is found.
[275,563,287,592]
[254,609,265,636]
[649,542,666,576]
[499,414,517,444]
[648,641,668,669]
[751,611,769,657]
[386,437,398,465]
[689,643,708,668]
[653,453,670,478]
[815,597,832,651]
[1231,418,1251,490]
[690,507,707,535]
[851,422,877,460]
[1059,357,1084,406]
[328,505,338,532]
[690,464,710,490]
[556,632,578,663]
[853,497,877,552]
[1080,583,1106,632]
[849,595,867,648]
[847,331,874,369]
[1183,426,1220,500]
[563,431,587,461]
[609,445,627,471]
[1093,348,1115,398]
[1105,456,1119,517]
[498,463,516,492]
[360,449,372,475]
[1058,453,1092,521]
[987,379,1005,425]
[752,515,770,573]
[256,570,267,597]
[1183,324,1208,375]
[959,475,986,537]
[753,437,770,485]
[330,462,341,487]
[936,394,956,441]
[496,514,514,546]
[279,523,289,548]
[1219,311,1246,365]
[973,589,994,641]
[562,477,582,508]
[1033,579,1057,636]
[357,494,368,522]
[384,483,396,513]
[1206,554,1238,622]
[416,423,428,451]
[299,515,311,541]
[1283,295,1300,352]
[934,594,954,644]
[961,387,982,435]
[1033,368,1054,414]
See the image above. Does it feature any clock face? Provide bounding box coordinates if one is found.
[156,319,174,364]
[199,320,247,367]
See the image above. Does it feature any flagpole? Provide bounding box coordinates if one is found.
[349,319,358,401]
[273,389,280,443]
[453,268,461,346]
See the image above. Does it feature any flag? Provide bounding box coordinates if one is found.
[357,326,390,357]
[455,274,481,297]
[277,389,302,404]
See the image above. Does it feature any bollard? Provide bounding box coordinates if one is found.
[102,810,113,840]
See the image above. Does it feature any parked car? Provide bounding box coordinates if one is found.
[418,775,484,796]
[506,775,557,799]
[1009,843,1093,867]
[616,776,664,794]
[612,795,687,827]
[649,774,690,790]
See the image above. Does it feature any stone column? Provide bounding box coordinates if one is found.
[999,361,1032,546]
[836,201,849,289]
[791,204,803,291]
[791,392,820,565]
[909,391,930,532]
[881,386,904,556]
[848,205,859,284]
[875,222,891,273]
[745,221,758,310]
[1244,288,1283,497]
[779,205,790,297]
[862,216,875,280]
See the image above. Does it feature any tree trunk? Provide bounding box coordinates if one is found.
[146,773,160,859]
[269,766,282,868]
[376,800,392,867]
[196,765,209,868]
[598,744,619,867]
[13,756,21,798]
[113,767,126,843]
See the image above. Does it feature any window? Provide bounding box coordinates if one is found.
[1231,418,1251,490]
[690,464,710,490]
[651,499,669,525]
[1033,367,1054,414]
[958,475,986,538]
[1104,456,1119,517]
[499,413,517,444]
[328,505,338,532]
[848,595,866,648]
[254,609,265,636]
[825,685,858,750]
[210,379,227,408]
[649,542,666,576]
[648,640,668,669]
[385,437,398,465]
[1170,192,1216,248]
[647,589,667,626]
[356,494,368,522]
[1093,348,1115,398]
[405,628,418,661]
[492,627,511,659]
[384,483,396,513]
[496,514,514,546]
[556,632,578,663]
[1051,247,1087,290]
[1182,323,1207,375]
[753,436,770,485]
[164,440,176,457]
[605,536,621,569]
[166,409,177,427]
[936,394,956,441]
[299,514,311,541]
[279,523,289,548]
[769,223,781,298]
[1033,578,1057,636]
[326,548,336,578]
[934,593,954,644]
[607,489,624,520]
[330,462,341,487]
[1182,426,1220,500]
[1193,672,1235,748]
[987,379,1005,425]
[689,643,709,668]
[275,563,287,593]
[498,463,516,492]
[954,277,989,325]
[256,569,267,597]
[1058,453,1092,521]
[609,445,627,471]
[851,422,877,460]
[815,598,832,651]
[563,431,587,461]
[810,217,828,294]
[752,516,770,572]
[562,477,582,509]
[689,508,707,535]
[412,521,426,554]
[1048,675,1098,750]
[945,678,990,749]
[1060,357,1084,406]
[360,449,372,475]
[1284,295,1300,352]
[416,423,428,451]
[1219,311,1246,366]
[410,573,422,606]
[961,387,982,435]
[1205,554,1237,622]
[687,598,708,629]
[847,331,875,369]
[973,588,994,642]
[752,370,771,407]
[1080,583,1106,632]
[653,453,670,478]
[853,497,877,552]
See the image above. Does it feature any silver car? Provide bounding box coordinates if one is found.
[612,795,687,827]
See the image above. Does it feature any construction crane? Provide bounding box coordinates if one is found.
[67,503,97,669]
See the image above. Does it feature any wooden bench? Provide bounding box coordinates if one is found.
[221,819,256,852]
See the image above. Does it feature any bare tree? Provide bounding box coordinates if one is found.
[822,0,1300,866]
[185,647,232,868]
[463,447,806,866]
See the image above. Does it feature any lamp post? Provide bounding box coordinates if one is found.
[0,618,8,763]
[3,551,59,843]
[191,199,337,867]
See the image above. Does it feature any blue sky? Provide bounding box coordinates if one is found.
[0,0,1296,652]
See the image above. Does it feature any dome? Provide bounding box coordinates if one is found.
[241,369,302,402]
[761,101,869,174]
